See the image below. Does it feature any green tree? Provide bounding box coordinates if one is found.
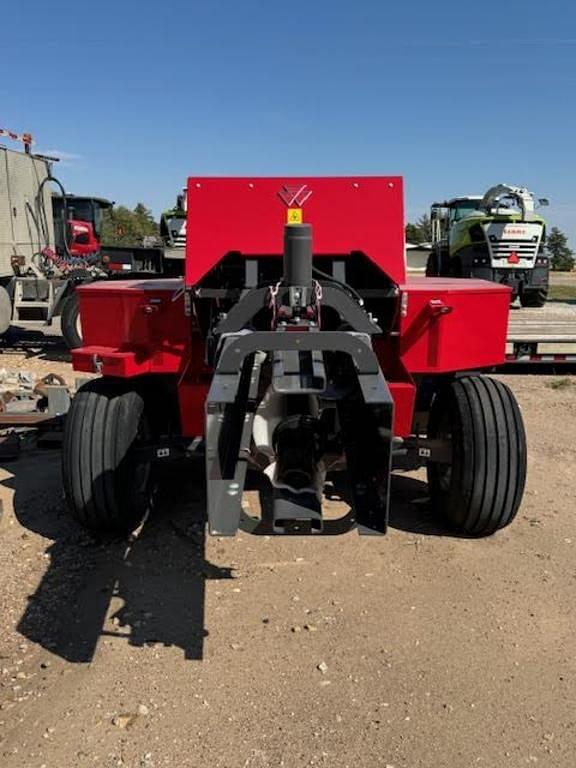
[405,214,432,244]
[547,227,575,271]
[101,203,159,246]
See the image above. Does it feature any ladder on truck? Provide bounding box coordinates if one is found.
[10,277,68,326]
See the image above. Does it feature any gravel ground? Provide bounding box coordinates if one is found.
[0,306,575,768]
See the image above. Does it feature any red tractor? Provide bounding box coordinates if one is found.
[62,177,526,538]
[52,194,113,257]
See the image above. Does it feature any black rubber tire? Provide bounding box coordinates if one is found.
[427,376,527,536]
[448,256,463,278]
[520,288,548,308]
[0,285,12,336]
[62,378,153,534]
[60,291,83,349]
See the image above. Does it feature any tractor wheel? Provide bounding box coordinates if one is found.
[427,376,526,536]
[61,292,83,349]
[0,285,12,336]
[448,257,463,278]
[520,288,548,308]
[62,378,154,534]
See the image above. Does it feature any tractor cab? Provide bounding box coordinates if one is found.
[52,195,114,256]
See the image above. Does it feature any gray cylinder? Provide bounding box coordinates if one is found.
[283,224,313,287]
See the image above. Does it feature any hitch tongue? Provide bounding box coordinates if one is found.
[269,413,325,533]
[271,487,323,534]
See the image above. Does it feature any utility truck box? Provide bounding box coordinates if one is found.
[0,146,55,277]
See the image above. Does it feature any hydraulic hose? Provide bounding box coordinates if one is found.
[312,265,364,305]
[37,173,73,259]
[36,172,99,273]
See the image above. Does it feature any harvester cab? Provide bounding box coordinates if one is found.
[64,176,527,541]
[160,189,187,260]
[428,184,549,307]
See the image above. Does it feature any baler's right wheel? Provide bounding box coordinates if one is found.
[427,376,527,536]
[62,378,154,535]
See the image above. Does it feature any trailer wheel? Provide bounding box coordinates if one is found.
[520,288,547,308]
[427,376,526,536]
[0,285,12,336]
[61,292,83,349]
[62,378,153,534]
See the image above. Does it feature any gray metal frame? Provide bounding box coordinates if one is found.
[215,284,382,336]
[205,329,394,536]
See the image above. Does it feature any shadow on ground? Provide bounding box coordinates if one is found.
[4,452,460,665]
[3,453,233,663]
[246,469,455,537]
[325,471,460,537]
[0,327,71,364]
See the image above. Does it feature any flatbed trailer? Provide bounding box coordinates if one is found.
[501,314,576,373]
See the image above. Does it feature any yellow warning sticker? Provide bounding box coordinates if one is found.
[286,208,303,224]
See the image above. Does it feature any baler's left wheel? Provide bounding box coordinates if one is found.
[427,375,527,536]
[62,378,154,535]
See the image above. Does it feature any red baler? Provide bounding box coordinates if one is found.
[63,177,525,537]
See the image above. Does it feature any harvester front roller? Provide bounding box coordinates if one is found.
[427,375,527,536]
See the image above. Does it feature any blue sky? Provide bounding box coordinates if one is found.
[2,0,576,242]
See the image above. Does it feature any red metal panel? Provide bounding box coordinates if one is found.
[76,279,187,354]
[74,280,189,376]
[71,183,513,444]
[178,382,210,436]
[398,278,511,372]
[388,382,417,437]
[72,346,153,376]
[185,176,405,286]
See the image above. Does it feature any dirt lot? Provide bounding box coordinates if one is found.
[1,303,576,768]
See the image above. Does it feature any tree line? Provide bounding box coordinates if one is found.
[101,203,160,247]
[102,202,574,272]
